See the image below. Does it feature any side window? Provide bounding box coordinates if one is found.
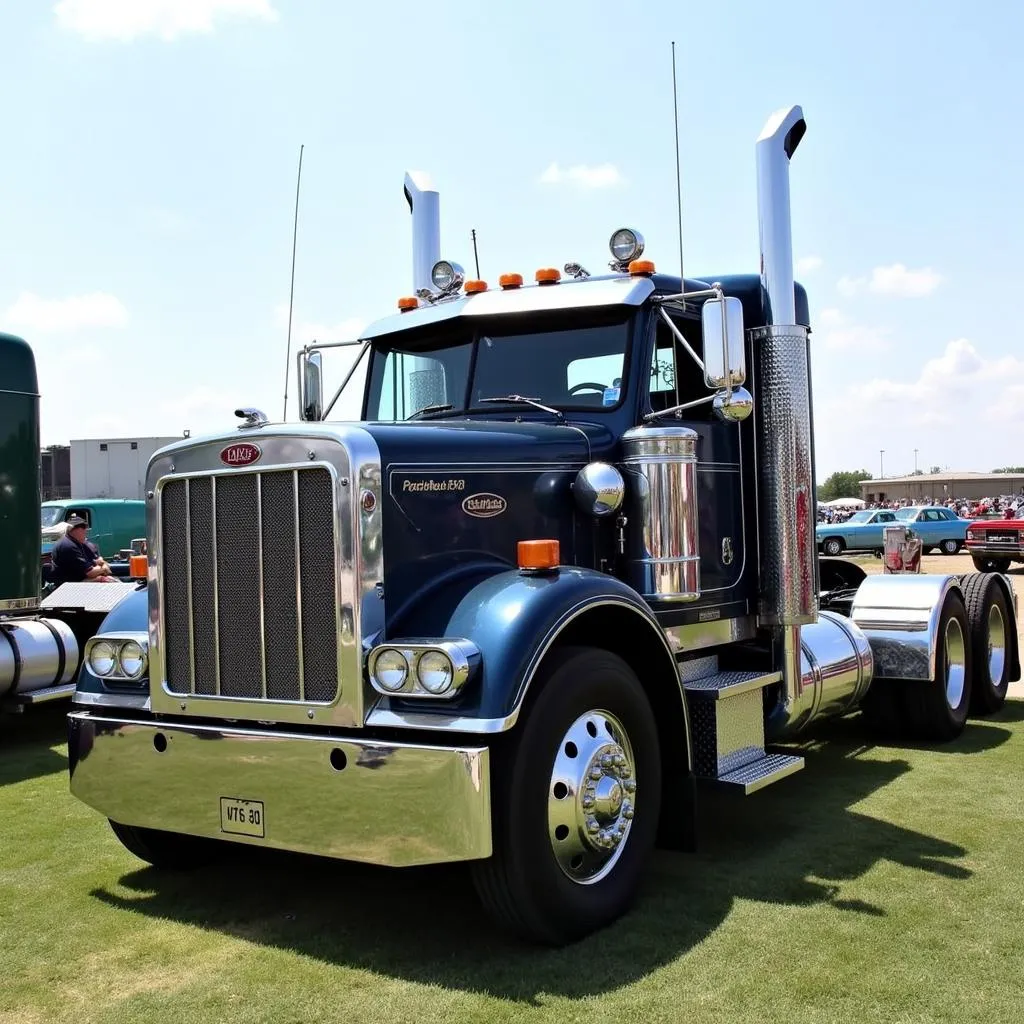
[65,508,92,526]
[376,352,450,420]
[648,314,706,411]
[878,513,895,522]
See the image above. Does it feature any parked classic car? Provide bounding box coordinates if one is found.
[816,505,969,556]
[965,514,1024,573]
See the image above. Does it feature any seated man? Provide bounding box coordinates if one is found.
[51,517,117,584]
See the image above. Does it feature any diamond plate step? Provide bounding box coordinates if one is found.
[717,753,804,794]
[683,669,781,701]
[15,682,77,705]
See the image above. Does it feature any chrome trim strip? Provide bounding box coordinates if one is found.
[256,474,267,700]
[184,477,195,694]
[293,469,305,702]
[68,712,492,867]
[0,597,40,613]
[72,691,151,711]
[211,476,221,696]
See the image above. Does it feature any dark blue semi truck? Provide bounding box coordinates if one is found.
[67,107,1019,944]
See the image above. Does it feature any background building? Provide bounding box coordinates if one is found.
[39,444,71,501]
[860,471,1024,504]
[70,437,179,499]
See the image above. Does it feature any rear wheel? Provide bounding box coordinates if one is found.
[972,555,1011,573]
[903,593,972,742]
[822,538,844,557]
[940,539,961,555]
[109,820,221,869]
[962,574,1011,716]
[472,647,660,945]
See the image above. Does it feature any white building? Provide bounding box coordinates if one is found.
[70,436,180,499]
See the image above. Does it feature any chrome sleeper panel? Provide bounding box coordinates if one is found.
[69,712,490,867]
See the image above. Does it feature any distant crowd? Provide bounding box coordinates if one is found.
[818,494,1024,524]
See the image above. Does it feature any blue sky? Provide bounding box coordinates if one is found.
[2,0,1022,477]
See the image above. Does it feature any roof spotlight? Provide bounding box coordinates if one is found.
[431,260,465,294]
[609,228,645,270]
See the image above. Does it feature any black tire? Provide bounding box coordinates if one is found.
[903,593,972,742]
[822,538,844,557]
[940,539,961,555]
[972,555,1011,574]
[109,820,221,869]
[962,574,1011,716]
[472,647,661,945]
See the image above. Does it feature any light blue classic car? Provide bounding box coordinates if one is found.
[816,505,970,556]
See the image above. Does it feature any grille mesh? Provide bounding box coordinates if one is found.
[160,467,338,703]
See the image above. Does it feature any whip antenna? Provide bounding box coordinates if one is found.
[282,143,305,421]
[671,41,685,295]
[471,228,481,279]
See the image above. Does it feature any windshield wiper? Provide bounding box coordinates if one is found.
[477,394,565,423]
[408,404,455,420]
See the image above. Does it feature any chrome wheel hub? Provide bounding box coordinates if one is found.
[987,601,1006,683]
[944,616,967,709]
[548,710,636,884]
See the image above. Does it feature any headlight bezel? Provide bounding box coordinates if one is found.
[84,633,149,684]
[368,639,478,700]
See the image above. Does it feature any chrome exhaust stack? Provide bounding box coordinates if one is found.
[752,105,820,732]
[403,171,441,294]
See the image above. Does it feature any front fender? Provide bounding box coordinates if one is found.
[375,567,676,725]
[73,585,149,698]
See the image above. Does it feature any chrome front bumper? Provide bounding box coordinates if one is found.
[68,712,491,866]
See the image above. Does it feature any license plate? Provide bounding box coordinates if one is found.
[987,534,1017,544]
[220,797,265,838]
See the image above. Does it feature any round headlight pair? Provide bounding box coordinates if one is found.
[373,648,455,695]
[88,639,146,679]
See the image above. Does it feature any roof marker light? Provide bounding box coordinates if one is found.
[464,279,488,294]
[398,296,419,312]
[535,267,561,285]
[499,273,523,289]
[628,259,656,276]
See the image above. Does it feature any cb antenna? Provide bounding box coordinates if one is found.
[282,143,305,421]
[671,41,685,298]
[471,228,481,279]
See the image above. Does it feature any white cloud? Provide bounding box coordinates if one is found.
[796,255,822,274]
[837,263,942,299]
[54,0,278,42]
[815,308,890,352]
[539,162,623,189]
[2,292,128,333]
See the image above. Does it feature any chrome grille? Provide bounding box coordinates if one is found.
[161,467,338,702]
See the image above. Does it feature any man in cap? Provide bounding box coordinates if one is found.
[51,516,117,584]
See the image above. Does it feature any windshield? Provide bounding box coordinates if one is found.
[894,508,916,520]
[40,506,66,528]
[846,511,872,523]
[365,314,632,421]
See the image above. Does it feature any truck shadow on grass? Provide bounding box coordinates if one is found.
[0,702,68,787]
[89,712,1013,1002]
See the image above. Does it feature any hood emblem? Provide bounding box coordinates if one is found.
[220,442,262,467]
[462,492,507,519]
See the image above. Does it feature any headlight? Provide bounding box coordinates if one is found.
[430,260,465,293]
[373,648,409,691]
[416,650,454,694]
[88,640,117,677]
[609,227,644,263]
[117,640,147,679]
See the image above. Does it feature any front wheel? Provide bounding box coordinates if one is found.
[822,538,844,557]
[472,647,661,945]
[109,820,221,869]
[940,539,961,555]
[972,555,1011,573]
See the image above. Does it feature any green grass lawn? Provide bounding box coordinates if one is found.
[3,702,1024,1024]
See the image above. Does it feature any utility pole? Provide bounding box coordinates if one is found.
[914,448,919,474]
[879,449,885,480]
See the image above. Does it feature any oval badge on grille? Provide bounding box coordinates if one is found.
[462,492,507,518]
[220,442,262,467]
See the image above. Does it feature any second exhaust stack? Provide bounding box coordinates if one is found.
[404,171,440,295]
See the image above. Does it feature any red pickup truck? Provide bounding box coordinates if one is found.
[965,514,1024,573]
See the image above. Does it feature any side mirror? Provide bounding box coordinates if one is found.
[299,351,324,421]
[702,296,746,388]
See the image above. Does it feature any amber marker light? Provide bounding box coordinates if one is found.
[518,539,560,572]
[628,259,656,276]
[535,267,561,285]
[397,296,419,312]
[129,555,147,579]
[499,273,524,289]
[464,279,488,294]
